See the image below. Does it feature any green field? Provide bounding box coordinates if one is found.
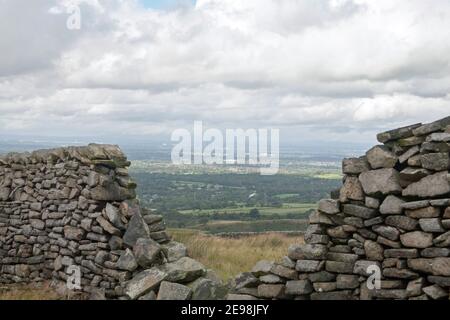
[179,202,316,216]
[192,219,309,234]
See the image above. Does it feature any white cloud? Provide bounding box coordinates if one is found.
[0,0,450,144]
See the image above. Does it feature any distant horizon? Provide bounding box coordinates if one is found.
[2,1,450,144]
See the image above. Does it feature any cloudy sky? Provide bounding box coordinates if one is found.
[1,0,450,145]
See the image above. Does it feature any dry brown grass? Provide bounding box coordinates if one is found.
[0,281,85,300]
[169,229,304,281]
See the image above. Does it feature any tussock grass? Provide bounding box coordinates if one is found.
[0,282,62,300]
[169,229,304,281]
[0,281,86,300]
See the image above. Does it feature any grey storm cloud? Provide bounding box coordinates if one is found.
[0,0,450,142]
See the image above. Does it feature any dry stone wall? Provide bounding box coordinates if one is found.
[0,144,225,300]
[230,116,450,300]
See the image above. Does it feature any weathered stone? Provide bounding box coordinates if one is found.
[426,132,450,142]
[161,257,206,283]
[190,277,228,300]
[399,167,431,183]
[377,236,401,248]
[398,146,420,164]
[295,260,324,272]
[406,206,440,219]
[308,271,336,282]
[442,219,450,229]
[380,195,405,215]
[400,231,433,248]
[342,157,370,174]
[308,211,334,225]
[96,216,121,236]
[409,295,429,300]
[329,245,352,253]
[326,252,358,263]
[397,136,426,147]
[227,294,258,300]
[123,210,150,247]
[270,264,297,280]
[420,153,449,171]
[285,280,313,296]
[377,123,421,143]
[109,235,123,250]
[408,258,450,276]
[162,241,187,262]
[372,289,408,300]
[305,224,325,235]
[304,233,329,245]
[234,272,259,290]
[257,284,285,299]
[116,248,138,272]
[251,260,275,276]
[125,268,167,300]
[260,274,283,284]
[313,282,337,293]
[30,219,45,230]
[364,240,384,261]
[383,268,418,279]
[143,214,164,225]
[423,285,448,300]
[445,208,450,218]
[427,275,450,287]
[365,197,380,209]
[336,274,359,289]
[403,172,450,198]
[412,116,450,136]
[359,169,402,196]
[318,199,340,214]
[311,291,354,300]
[421,247,450,258]
[281,256,296,269]
[90,183,135,201]
[431,199,450,207]
[366,145,397,169]
[344,217,364,228]
[353,260,380,276]
[408,154,422,167]
[0,187,10,201]
[364,216,384,227]
[157,281,192,300]
[138,291,157,300]
[372,225,400,241]
[327,226,349,239]
[385,215,418,231]
[63,226,85,241]
[340,177,364,202]
[419,218,445,233]
[401,200,430,210]
[288,244,327,260]
[150,230,171,243]
[133,238,162,268]
[384,249,418,258]
[326,261,354,273]
[406,278,425,297]
[104,203,125,230]
[421,141,450,153]
[343,204,377,219]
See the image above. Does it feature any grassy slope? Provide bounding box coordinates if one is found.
[0,282,85,300]
[169,228,304,281]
